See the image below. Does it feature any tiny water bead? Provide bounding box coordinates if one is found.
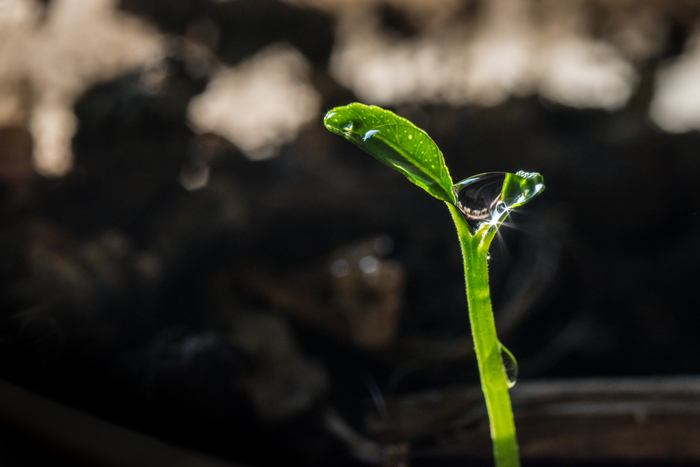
[499,342,519,389]
[363,129,379,141]
[452,171,545,234]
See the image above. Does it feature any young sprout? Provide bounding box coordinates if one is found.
[324,103,545,467]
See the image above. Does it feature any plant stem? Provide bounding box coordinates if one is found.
[447,203,520,467]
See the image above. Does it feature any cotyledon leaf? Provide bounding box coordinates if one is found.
[324,103,456,204]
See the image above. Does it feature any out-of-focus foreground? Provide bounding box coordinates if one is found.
[2,0,700,466]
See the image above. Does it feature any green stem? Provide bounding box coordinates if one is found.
[447,203,520,467]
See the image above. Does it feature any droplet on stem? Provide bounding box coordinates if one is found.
[452,171,544,234]
[453,173,506,233]
[499,342,519,388]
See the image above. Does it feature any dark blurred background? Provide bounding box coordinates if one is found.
[2,0,700,466]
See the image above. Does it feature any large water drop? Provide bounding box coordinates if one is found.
[452,173,506,233]
[452,171,544,234]
[499,342,519,389]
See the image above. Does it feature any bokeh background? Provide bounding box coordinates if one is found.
[2,0,700,465]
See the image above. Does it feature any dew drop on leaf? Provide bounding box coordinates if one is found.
[363,129,379,141]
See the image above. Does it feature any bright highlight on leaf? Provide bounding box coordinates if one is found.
[324,103,455,204]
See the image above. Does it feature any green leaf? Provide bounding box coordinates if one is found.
[324,103,455,204]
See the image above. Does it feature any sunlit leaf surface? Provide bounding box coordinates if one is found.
[324,103,455,203]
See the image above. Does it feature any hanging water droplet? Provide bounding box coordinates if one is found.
[452,172,506,233]
[452,171,545,234]
[499,342,518,388]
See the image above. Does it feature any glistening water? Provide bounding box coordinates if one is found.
[499,342,519,388]
[453,171,545,234]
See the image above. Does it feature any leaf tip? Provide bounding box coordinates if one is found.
[323,109,338,131]
[324,107,356,135]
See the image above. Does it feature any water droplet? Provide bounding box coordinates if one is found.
[408,134,413,139]
[452,172,506,233]
[499,342,518,388]
[452,171,544,234]
[363,129,379,141]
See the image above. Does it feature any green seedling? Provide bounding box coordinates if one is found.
[324,103,544,467]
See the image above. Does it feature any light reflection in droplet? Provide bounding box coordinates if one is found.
[453,172,506,234]
[363,129,379,141]
[453,171,544,234]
